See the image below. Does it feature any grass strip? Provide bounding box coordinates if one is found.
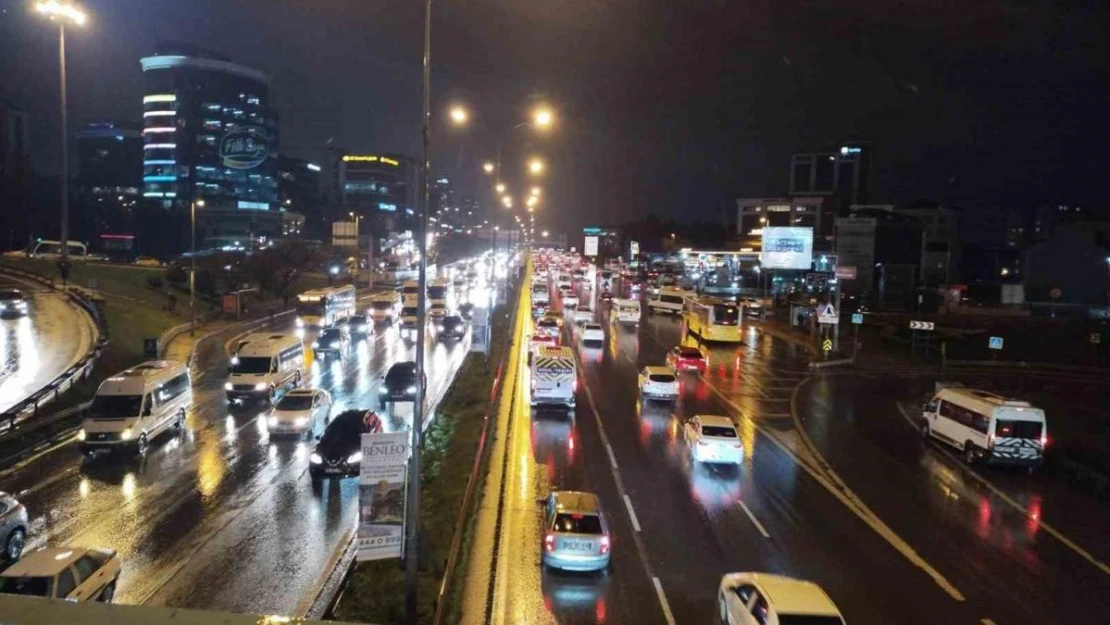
[334,297,513,624]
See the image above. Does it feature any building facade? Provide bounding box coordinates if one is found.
[75,121,142,250]
[0,98,32,250]
[140,44,280,250]
[790,143,873,213]
[896,201,961,286]
[338,153,418,255]
[736,196,829,253]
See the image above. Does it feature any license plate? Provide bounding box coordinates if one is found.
[563,541,592,551]
[325,467,345,474]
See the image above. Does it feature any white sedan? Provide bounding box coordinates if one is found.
[684,415,743,464]
[581,322,605,345]
[267,388,331,438]
[638,366,679,400]
[718,573,845,625]
[563,292,579,308]
[0,547,122,602]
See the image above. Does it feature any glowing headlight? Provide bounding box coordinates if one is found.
[347,451,363,464]
[406,385,417,394]
[267,416,278,427]
[224,382,234,391]
[310,452,323,464]
[121,428,133,441]
[77,429,86,441]
[358,324,368,331]
[378,387,387,394]
[254,382,268,390]
[294,417,308,427]
[437,325,444,332]
[313,341,321,348]
[296,318,305,327]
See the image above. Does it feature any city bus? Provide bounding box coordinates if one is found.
[683,296,742,343]
[295,285,356,327]
[428,278,449,308]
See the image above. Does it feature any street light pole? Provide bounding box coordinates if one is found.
[189,199,203,336]
[57,21,70,280]
[405,0,432,619]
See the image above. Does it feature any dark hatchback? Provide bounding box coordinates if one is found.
[348,314,371,338]
[309,410,384,481]
[313,328,348,356]
[378,361,425,409]
[435,314,467,341]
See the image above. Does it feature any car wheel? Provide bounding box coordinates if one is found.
[100,580,116,603]
[135,434,149,458]
[5,528,25,561]
[268,386,277,404]
[719,596,730,625]
[294,371,302,388]
[920,422,930,440]
[964,442,976,465]
[175,409,186,431]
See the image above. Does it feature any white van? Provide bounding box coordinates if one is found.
[369,292,401,325]
[528,345,577,410]
[401,280,421,307]
[79,361,191,457]
[612,298,641,324]
[428,278,450,308]
[921,387,1048,471]
[225,333,305,402]
[647,287,690,315]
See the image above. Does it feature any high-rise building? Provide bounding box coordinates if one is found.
[338,153,418,255]
[790,143,873,214]
[278,155,321,237]
[0,98,31,249]
[76,122,142,199]
[140,43,280,249]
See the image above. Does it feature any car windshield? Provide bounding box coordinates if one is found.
[0,576,53,597]
[276,394,313,411]
[321,412,365,444]
[679,348,702,358]
[995,420,1043,439]
[386,364,416,384]
[538,319,558,327]
[0,292,22,301]
[296,299,324,315]
[649,373,676,383]
[88,394,143,420]
[702,425,737,438]
[349,315,367,325]
[371,301,394,309]
[401,307,418,317]
[320,330,342,340]
[552,513,603,535]
[712,304,740,325]
[777,616,845,625]
[230,356,271,374]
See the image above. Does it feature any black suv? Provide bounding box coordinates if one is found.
[435,314,467,341]
[314,328,349,357]
[378,362,425,408]
[0,290,29,317]
[309,410,384,481]
[348,314,371,338]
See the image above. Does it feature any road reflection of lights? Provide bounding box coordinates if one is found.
[225,415,236,439]
[121,473,137,498]
[269,443,278,460]
[1026,496,1043,536]
[78,478,90,498]
[737,415,757,468]
[690,464,742,509]
[294,442,307,461]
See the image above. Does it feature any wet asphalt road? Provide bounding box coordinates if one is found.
[0,276,487,615]
[0,277,97,415]
[481,268,1110,625]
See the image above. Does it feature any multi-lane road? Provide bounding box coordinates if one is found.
[0,274,489,615]
[0,277,98,415]
[467,259,1110,625]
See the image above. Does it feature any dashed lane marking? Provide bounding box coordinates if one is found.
[737,500,771,538]
[651,576,677,625]
[623,494,642,532]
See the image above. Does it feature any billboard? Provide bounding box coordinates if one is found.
[629,240,640,260]
[761,227,813,270]
[584,236,599,257]
[356,431,410,562]
[835,218,877,288]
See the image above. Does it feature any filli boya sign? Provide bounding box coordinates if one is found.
[219,127,271,169]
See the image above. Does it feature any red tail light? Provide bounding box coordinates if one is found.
[544,534,555,552]
[1041,435,1049,447]
[599,535,610,554]
[987,433,994,449]
[572,379,579,393]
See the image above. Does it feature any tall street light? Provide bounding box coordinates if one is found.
[483,161,495,174]
[189,199,205,336]
[528,158,545,175]
[34,1,86,282]
[349,211,361,294]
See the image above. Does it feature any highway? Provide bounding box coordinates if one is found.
[468,259,1110,625]
[0,277,98,416]
[0,272,489,615]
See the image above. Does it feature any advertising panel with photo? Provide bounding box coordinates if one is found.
[761,227,814,270]
[356,431,410,561]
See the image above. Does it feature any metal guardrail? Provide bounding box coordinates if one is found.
[0,266,108,433]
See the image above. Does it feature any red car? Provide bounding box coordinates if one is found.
[667,346,707,374]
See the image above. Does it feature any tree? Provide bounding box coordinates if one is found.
[247,240,322,304]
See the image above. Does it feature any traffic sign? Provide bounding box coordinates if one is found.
[909,320,934,331]
[835,265,857,280]
[822,338,833,353]
[851,313,864,325]
[806,273,829,288]
[989,336,1004,350]
[817,303,839,324]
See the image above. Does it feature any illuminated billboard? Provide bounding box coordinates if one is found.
[761,227,813,270]
[584,236,599,257]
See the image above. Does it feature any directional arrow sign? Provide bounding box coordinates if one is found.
[909,320,935,331]
[822,338,833,353]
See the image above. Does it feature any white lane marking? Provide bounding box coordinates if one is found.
[651,576,677,625]
[981,619,997,625]
[604,442,618,469]
[896,403,1110,577]
[623,494,642,532]
[737,500,770,538]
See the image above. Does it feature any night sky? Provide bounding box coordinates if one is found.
[2,0,1108,242]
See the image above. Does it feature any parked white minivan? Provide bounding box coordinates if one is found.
[79,361,191,457]
[225,333,305,403]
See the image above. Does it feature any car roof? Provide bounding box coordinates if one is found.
[584,322,602,329]
[644,365,674,375]
[750,574,841,616]
[284,388,316,397]
[697,415,735,428]
[2,548,88,577]
[551,491,602,514]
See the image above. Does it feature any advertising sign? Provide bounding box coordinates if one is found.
[470,307,490,355]
[761,227,813,270]
[356,431,410,562]
[835,218,876,287]
[332,221,357,249]
[629,240,640,260]
[584,236,599,257]
[219,127,271,170]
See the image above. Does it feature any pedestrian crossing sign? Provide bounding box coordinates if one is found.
[817,303,839,324]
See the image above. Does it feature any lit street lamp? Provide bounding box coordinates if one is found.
[483,161,495,174]
[533,107,554,129]
[528,158,545,175]
[495,183,506,194]
[542,230,549,238]
[502,196,513,208]
[448,105,468,126]
[33,1,87,282]
[530,186,541,197]
[348,211,361,293]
